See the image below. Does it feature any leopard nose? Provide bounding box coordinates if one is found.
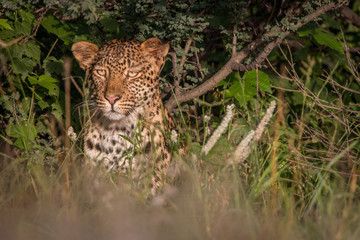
[105,95,120,105]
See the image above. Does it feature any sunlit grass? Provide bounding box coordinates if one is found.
[1,53,360,239]
[1,103,359,240]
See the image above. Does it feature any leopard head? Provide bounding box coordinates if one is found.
[72,38,169,120]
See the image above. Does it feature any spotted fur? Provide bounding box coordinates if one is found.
[72,38,173,192]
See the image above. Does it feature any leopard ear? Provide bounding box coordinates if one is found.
[141,38,169,68]
[72,41,99,70]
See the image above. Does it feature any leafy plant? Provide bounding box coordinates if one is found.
[0,1,360,239]
[221,70,272,105]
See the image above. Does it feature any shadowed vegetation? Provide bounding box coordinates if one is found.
[1,0,360,239]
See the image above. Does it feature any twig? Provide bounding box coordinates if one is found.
[271,85,302,93]
[266,57,292,81]
[179,37,193,71]
[193,97,230,107]
[20,7,50,43]
[70,76,84,97]
[340,6,360,28]
[0,37,24,48]
[193,42,205,80]
[320,73,360,95]
[165,0,347,112]
[245,37,284,71]
[341,30,360,84]
[169,52,180,95]
[278,45,360,137]
[232,25,237,57]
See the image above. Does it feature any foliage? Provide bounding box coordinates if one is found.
[1,0,360,239]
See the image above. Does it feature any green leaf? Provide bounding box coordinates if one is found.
[99,16,119,33]
[8,40,40,62]
[23,40,41,63]
[6,121,37,149]
[41,15,75,45]
[13,11,35,36]
[28,76,38,85]
[28,75,59,96]
[243,70,272,93]
[0,19,13,30]
[0,29,16,42]
[226,81,251,105]
[44,57,64,76]
[312,30,344,54]
[51,102,63,121]
[225,70,271,105]
[38,75,59,97]
[21,97,31,114]
[38,100,50,110]
[297,25,344,54]
[14,20,32,35]
[19,10,36,24]
[12,57,36,79]
[0,95,13,112]
[29,83,51,110]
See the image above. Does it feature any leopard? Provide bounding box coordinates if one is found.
[72,38,174,193]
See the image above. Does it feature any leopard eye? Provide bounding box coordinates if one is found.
[127,71,139,78]
[95,69,107,77]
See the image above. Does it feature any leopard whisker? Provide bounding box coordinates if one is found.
[74,100,97,109]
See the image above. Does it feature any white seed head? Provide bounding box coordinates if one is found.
[232,130,255,163]
[254,100,276,141]
[67,126,77,141]
[204,115,211,122]
[171,129,178,143]
[202,104,234,155]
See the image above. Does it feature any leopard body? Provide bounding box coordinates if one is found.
[72,38,173,189]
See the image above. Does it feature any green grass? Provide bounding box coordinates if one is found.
[1,101,359,240]
[1,50,360,240]
[0,151,359,240]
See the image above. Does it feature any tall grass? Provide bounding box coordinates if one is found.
[1,50,360,239]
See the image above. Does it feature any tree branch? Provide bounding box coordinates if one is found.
[165,0,347,112]
[232,25,237,57]
[169,52,180,95]
[179,37,193,71]
[340,6,360,28]
[0,37,23,48]
[20,7,50,43]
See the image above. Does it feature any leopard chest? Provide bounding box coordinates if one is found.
[84,119,139,171]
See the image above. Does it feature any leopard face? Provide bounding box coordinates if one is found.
[72,38,169,121]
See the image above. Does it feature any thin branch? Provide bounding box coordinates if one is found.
[232,25,237,57]
[70,76,84,97]
[244,36,284,71]
[281,50,360,137]
[169,52,180,95]
[193,42,205,80]
[266,57,293,81]
[165,0,347,112]
[320,74,360,95]
[20,7,50,43]
[179,37,193,72]
[342,29,360,84]
[193,97,230,107]
[341,6,360,28]
[0,37,23,48]
[271,85,302,93]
